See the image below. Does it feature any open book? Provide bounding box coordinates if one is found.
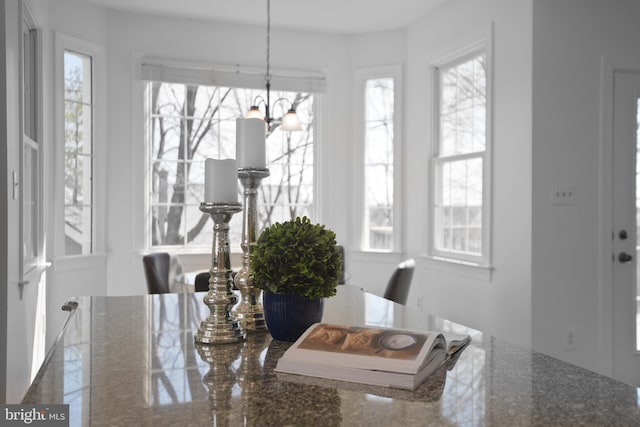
[275,323,471,390]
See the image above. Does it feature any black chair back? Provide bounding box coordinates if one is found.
[142,253,171,294]
[383,259,415,305]
[195,271,210,292]
[194,271,239,292]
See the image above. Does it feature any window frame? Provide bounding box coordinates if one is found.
[139,61,325,254]
[426,30,493,269]
[19,0,43,279]
[353,64,403,253]
[54,33,106,263]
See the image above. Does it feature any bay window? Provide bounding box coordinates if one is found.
[142,63,322,252]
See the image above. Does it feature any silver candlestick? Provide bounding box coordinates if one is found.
[195,202,245,344]
[233,168,270,331]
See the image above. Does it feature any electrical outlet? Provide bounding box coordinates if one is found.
[416,296,424,310]
[552,184,576,205]
[564,327,576,350]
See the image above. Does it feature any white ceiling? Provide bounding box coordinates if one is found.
[80,0,446,34]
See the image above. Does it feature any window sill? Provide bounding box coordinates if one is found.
[53,253,108,272]
[421,255,493,281]
[348,251,404,264]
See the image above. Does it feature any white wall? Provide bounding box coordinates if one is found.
[403,0,533,348]
[104,10,352,296]
[0,2,9,402]
[532,0,640,374]
[1,0,21,403]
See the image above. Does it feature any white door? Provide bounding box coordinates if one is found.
[612,71,640,386]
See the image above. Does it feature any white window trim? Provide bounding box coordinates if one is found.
[424,24,494,271]
[352,64,404,253]
[135,57,326,254]
[54,33,107,261]
[20,2,43,279]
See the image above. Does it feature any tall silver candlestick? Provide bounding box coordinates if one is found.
[234,168,270,331]
[195,202,245,344]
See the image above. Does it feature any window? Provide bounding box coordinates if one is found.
[146,80,316,252]
[364,77,395,251]
[356,65,402,253]
[22,20,38,269]
[21,13,40,274]
[431,50,490,264]
[63,50,94,255]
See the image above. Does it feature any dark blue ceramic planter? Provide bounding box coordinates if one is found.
[263,292,324,342]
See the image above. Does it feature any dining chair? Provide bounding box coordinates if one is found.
[194,271,210,292]
[382,258,416,305]
[142,252,183,294]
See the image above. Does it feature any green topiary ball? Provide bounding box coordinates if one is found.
[250,216,343,299]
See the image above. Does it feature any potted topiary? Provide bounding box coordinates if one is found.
[251,216,343,341]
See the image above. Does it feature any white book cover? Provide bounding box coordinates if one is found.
[275,323,470,390]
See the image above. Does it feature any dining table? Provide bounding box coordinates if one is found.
[22,285,640,426]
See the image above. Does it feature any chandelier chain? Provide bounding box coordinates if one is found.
[265,0,271,85]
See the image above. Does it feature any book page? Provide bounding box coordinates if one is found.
[442,333,472,355]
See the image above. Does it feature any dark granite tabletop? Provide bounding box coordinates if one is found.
[23,286,640,426]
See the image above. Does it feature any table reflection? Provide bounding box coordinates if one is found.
[143,288,480,426]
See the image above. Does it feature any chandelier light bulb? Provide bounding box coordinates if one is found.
[281,108,302,131]
[246,106,264,120]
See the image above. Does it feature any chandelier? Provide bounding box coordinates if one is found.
[246,0,302,132]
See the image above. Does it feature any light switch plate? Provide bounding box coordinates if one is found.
[551,184,576,205]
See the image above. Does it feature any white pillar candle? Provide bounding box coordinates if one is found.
[236,118,266,169]
[204,158,238,203]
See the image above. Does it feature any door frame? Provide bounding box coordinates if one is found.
[598,55,640,378]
